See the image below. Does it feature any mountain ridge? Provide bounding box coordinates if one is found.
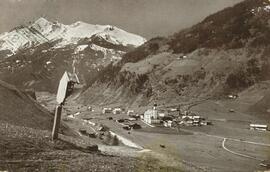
[0,17,146,56]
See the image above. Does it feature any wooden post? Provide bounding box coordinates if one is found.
[52,104,63,140]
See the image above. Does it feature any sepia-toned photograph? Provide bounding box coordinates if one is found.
[0,0,269,171]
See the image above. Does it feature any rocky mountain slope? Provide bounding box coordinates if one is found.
[80,0,270,114]
[0,18,146,92]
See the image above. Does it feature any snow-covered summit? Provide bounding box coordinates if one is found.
[0,17,146,55]
[59,20,146,47]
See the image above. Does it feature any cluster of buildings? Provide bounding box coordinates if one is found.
[102,107,135,116]
[88,105,269,133]
[101,104,213,129]
[179,115,211,126]
[101,107,140,122]
[140,105,268,131]
[141,105,211,128]
[102,107,113,114]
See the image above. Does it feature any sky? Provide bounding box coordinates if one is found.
[0,0,243,39]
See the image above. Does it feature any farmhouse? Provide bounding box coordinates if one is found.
[201,121,212,126]
[158,113,166,117]
[113,108,122,115]
[102,108,112,114]
[250,124,268,131]
[163,120,175,128]
[127,110,135,116]
[228,94,238,99]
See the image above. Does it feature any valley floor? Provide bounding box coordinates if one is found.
[36,91,270,172]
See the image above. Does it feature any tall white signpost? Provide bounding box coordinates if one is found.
[52,72,70,140]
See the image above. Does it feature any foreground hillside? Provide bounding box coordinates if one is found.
[0,80,54,130]
[0,121,141,172]
[80,0,270,117]
[0,81,149,172]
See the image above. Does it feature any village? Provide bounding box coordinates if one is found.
[64,100,269,147]
[59,70,269,141]
[100,104,213,129]
[66,103,212,133]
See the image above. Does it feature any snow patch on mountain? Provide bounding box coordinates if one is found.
[89,44,124,57]
[94,26,146,46]
[0,29,33,53]
[74,45,88,54]
[65,21,107,40]
[89,44,108,54]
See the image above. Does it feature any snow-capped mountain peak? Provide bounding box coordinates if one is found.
[95,26,146,47]
[0,18,146,56]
